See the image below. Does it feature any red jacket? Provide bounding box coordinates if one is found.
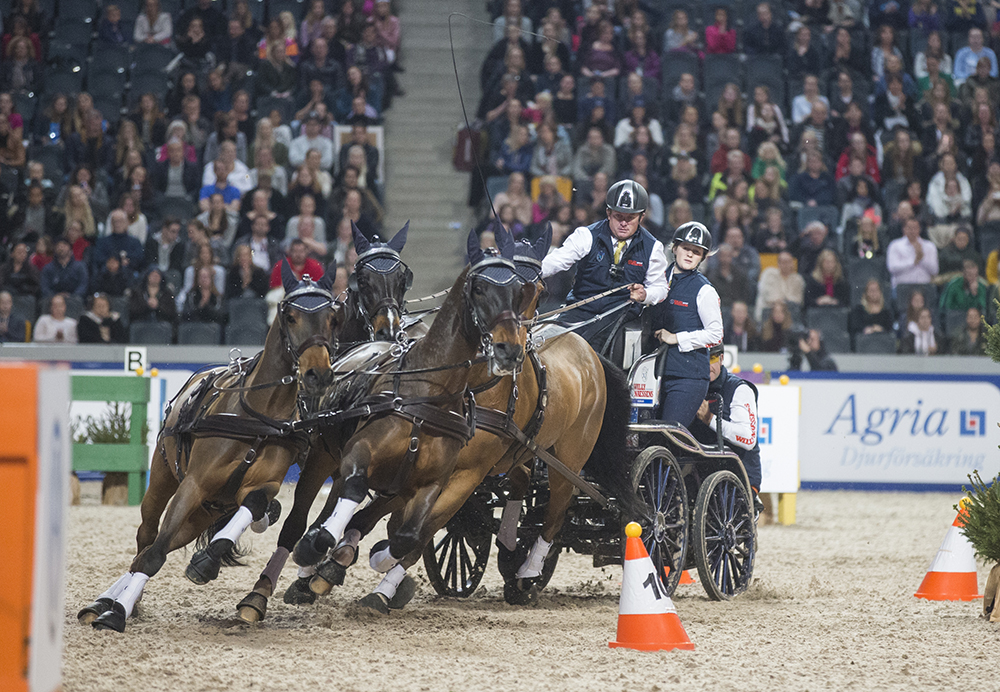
[705,25,736,54]
[836,145,881,184]
[269,257,325,289]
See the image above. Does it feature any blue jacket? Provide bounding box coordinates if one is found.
[650,265,712,380]
[569,219,656,320]
[93,233,145,277]
[40,258,89,297]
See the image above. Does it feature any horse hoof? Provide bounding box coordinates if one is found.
[283,577,317,605]
[358,592,390,615]
[236,592,268,622]
[503,579,539,606]
[251,499,282,534]
[92,602,127,632]
[292,527,334,567]
[316,558,347,588]
[185,541,229,585]
[78,598,114,625]
[309,574,332,595]
[330,540,358,567]
[387,575,417,610]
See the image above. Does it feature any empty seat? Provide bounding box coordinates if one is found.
[12,294,37,320]
[796,205,840,234]
[746,54,787,111]
[806,306,851,353]
[129,74,170,105]
[15,93,36,125]
[158,196,196,223]
[854,331,897,354]
[109,296,129,326]
[163,269,183,293]
[88,72,127,99]
[703,54,742,109]
[132,45,178,75]
[255,95,294,124]
[943,309,968,335]
[129,320,174,344]
[58,0,98,20]
[91,47,130,75]
[846,258,890,304]
[268,0,308,22]
[93,97,123,125]
[46,69,85,97]
[660,49,700,92]
[32,146,65,180]
[226,322,268,346]
[227,298,268,327]
[52,19,94,46]
[178,321,222,345]
[894,283,937,316]
[978,221,1000,259]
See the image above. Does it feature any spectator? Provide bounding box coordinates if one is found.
[225,244,269,299]
[791,75,829,126]
[177,241,225,306]
[197,192,239,249]
[950,306,987,354]
[30,237,53,272]
[152,139,201,200]
[492,0,532,45]
[90,253,131,296]
[289,113,334,170]
[93,210,145,277]
[940,258,989,312]
[33,293,77,343]
[709,150,752,203]
[624,25,660,82]
[759,299,794,351]
[0,242,40,296]
[899,306,946,353]
[269,239,325,289]
[789,329,839,370]
[887,217,939,286]
[706,243,753,307]
[129,267,177,326]
[613,99,663,149]
[791,101,833,162]
[284,194,327,257]
[256,41,298,99]
[571,127,616,191]
[11,183,57,244]
[494,124,533,175]
[110,195,150,246]
[234,214,284,273]
[0,290,27,342]
[744,2,786,55]
[927,152,972,216]
[181,265,225,326]
[958,56,1000,109]
[664,9,699,52]
[939,226,981,280]
[40,238,88,298]
[724,301,760,351]
[199,161,242,213]
[786,25,822,83]
[705,6,736,54]
[144,217,187,275]
[531,122,572,178]
[789,151,837,207]
[805,249,850,308]
[849,278,895,345]
[953,27,997,85]
[849,212,888,260]
[873,74,919,132]
[77,293,127,344]
[134,0,173,45]
[492,172,532,228]
[177,0,227,42]
[752,206,792,254]
[872,25,904,86]
[909,0,940,31]
[580,19,621,80]
[0,35,40,95]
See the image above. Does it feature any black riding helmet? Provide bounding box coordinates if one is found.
[606,179,648,215]
[672,221,713,256]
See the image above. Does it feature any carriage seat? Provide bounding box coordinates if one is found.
[331,341,397,375]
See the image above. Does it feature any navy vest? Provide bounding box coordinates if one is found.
[691,367,761,477]
[653,264,711,380]
[568,219,656,319]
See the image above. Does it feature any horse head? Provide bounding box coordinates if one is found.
[278,260,341,416]
[464,223,537,376]
[511,221,552,321]
[349,221,412,342]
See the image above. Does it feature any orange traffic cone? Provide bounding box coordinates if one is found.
[610,522,695,652]
[679,570,696,585]
[914,498,982,601]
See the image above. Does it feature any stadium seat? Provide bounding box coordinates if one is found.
[91,47,130,76]
[132,45,178,76]
[894,283,938,317]
[227,298,269,328]
[58,0,98,20]
[854,331,897,354]
[978,221,1000,259]
[159,197,196,224]
[12,295,37,321]
[805,306,851,353]
[129,74,171,106]
[226,322,268,346]
[163,269,183,293]
[255,95,294,124]
[269,0,309,22]
[178,322,222,345]
[660,49,700,92]
[109,296,129,326]
[796,205,841,238]
[45,69,85,97]
[703,54,742,112]
[943,310,968,335]
[129,321,174,345]
[15,93,37,127]
[88,72,127,100]
[846,258,890,304]
[93,97,123,126]
[52,19,94,47]
[746,54,787,111]
[42,294,84,320]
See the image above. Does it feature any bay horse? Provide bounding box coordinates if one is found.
[76,263,341,633]
[285,225,537,608]
[301,227,640,612]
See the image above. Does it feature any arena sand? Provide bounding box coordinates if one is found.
[64,486,1000,692]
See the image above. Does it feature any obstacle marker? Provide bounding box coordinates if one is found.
[610,522,694,652]
[679,570,696,585]
[914,498,982,602]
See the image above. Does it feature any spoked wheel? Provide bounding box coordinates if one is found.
[691,470,756,601]
[421,496,493,597]
[630,446,689,597]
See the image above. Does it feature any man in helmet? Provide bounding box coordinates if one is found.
[647,221,724,428]
[540,179,669,362]
[690,344,763,508]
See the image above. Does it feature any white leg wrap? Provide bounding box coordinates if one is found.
[212,506,254,545]
[97,573,131,601]
[515,536,552,579]
[297,564,317,579]
[260,547,289,586]
[116,572,150,618]
[319,498,360,545]
[369,543,398,573]
[497,499,522,551]
[373,565,407,600]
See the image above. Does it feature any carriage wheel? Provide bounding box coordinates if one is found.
[691,470,756,601]
[630,446,688,597]
[421,498,493,598]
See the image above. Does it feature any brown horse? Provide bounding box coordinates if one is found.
[284,227,537,606]
[302,231,640,611]
[77,264,341,633]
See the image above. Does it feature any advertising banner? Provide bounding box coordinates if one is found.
[757,385,800,493]
[795,376,1000,489]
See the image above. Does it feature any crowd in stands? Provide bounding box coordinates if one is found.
[474,0,1000,357]
[0,0,402,345]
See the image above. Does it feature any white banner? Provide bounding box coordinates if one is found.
[757,385,800,493]
[796,378,1000,487]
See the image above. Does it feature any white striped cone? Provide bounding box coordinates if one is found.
[914,500,982,601]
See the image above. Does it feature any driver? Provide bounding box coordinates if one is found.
[690,343,764,510]
[540,179,668,362]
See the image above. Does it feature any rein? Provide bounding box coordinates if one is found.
[528,284,632,326]
[405,288,449,305]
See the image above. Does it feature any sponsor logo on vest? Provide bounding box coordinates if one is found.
[671,299,689,307]
[627,259,644,266]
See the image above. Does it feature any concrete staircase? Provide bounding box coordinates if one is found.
[380,0,492,297]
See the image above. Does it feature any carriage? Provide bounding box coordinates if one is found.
[420,350,757,603]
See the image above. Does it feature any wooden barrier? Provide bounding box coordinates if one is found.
[71,375,150,506]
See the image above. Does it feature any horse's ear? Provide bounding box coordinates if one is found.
[466,227,484,266]
[281,259,299,293]
[351,221,371,254]
[534,222,553,261]
[387,220,409,253]
[317,264,336,291]
[494,221,515,260]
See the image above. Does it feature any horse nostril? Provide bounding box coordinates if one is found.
[304,369,320,387]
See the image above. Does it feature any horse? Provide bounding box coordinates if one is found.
[300,226,641,611]
[76,263,341,633]
[284,225,538,610]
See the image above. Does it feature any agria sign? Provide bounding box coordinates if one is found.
[798,378,1000,487]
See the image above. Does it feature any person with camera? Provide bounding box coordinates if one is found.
[646,221,724,428]
[540,179,669,362]
[690,344,763,508]
[789,328,839,371]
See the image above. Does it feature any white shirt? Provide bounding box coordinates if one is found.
[705,378,758,450]
[289,134,334,170]
[33,315,78,343]
[886,236,939,287]
[201,159,253,194]
[665,265,724,353]
[541,225,669,306]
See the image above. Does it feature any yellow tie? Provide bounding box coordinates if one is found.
[614,240,626,264]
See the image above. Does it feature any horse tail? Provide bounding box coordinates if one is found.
[195,509,251,567]
[583,354,648,523]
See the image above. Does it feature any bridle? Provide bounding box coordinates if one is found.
[351,246,411,342]
[465,252,522,363]
[277,278,338,367]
